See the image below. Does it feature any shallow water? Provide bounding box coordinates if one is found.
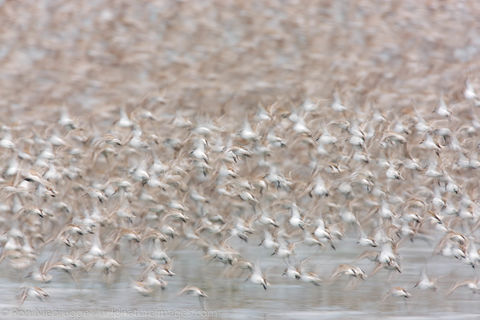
[1,238,479,319]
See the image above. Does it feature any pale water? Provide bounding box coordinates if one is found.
[1,238,478,319]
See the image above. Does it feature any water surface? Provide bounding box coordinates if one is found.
[2,238,478,319]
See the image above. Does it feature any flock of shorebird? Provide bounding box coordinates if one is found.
[2,82,480,308]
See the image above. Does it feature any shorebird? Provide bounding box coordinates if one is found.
[308,176,330,197]
[26,256,58,283]
[313,218,336,250]
[331,92,348,112]
[331,264,367,281]
[282,263,301,280]
[357,227,377,247]
[18,286,49,306]
[178,286,208,310]
[133,280,154,296]
[271,239,296,259]
[464,80,478,100]
[413,268,437,291]
[299,271,322,286]
[447,278,480,296]
[383,287,411,301]
[248,264,268,290]
[435,97,451,118]
[259,230,279,251]
[288,203,305,230]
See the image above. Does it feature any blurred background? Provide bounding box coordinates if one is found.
[1,0,480,123]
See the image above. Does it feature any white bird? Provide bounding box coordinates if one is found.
[357,227,377,247]
[383,287,411,300]
[248,264,268,290]
[240,120,258,141]
[117,108,134,127]
[59,108,76,129]
[435,97,451,117]
[289,203,305,230]
[464,80,478,100]
[447,278,480,296]
[413,268,437,291]
[282,264,301,280]
[310,176,329,197]
[318,127,337,145]
[18,287,49,306]
[331,92,347,112]
[302,99,317,112]
[293,117,311,135]
[178,285,208,310]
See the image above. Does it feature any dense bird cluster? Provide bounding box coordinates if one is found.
[2,82,480,306]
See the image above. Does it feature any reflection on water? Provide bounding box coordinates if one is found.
[1,238,479,319]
